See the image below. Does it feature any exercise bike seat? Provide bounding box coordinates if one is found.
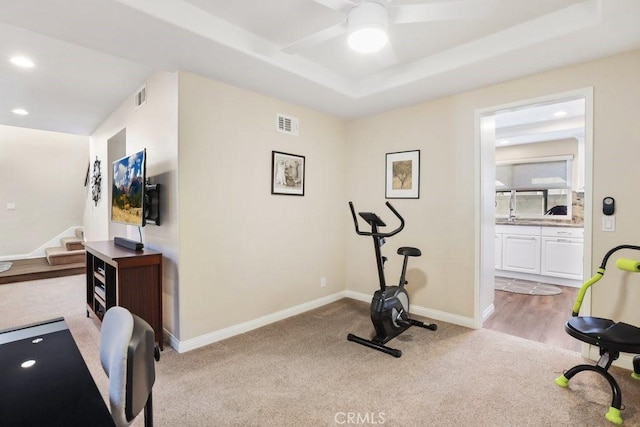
[397,247,421,257]
[566,316,640,354]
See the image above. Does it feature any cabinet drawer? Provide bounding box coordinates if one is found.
[541,227,583,238]
[496,225,540,236]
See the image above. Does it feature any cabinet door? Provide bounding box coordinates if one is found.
[502,235,541,274]
[495,234,503,270]
[541,237,583,280]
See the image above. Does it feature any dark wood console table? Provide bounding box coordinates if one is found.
[84,241,163,353]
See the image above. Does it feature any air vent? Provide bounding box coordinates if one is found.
[277,113,299,136]
[134,85,147,110]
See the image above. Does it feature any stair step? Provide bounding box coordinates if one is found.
[45,247,85,266]
[60,237,84,251]
[74,227,84,240]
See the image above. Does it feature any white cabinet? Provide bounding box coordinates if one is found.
[501,227,541,274]
[540,227,584,280]
[495,225,584,283]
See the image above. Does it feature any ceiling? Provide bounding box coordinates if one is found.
[495,98,586,146]
[0,0,639,135]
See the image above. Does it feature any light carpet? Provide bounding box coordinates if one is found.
[0,261,12,273]
[1,275,639,426]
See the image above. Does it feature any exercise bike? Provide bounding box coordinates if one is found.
[347,201,436,357]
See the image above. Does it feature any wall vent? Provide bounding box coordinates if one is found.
[277,113,299,136]
[134,85,147,110]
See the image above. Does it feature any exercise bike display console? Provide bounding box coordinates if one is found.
[347,201,436,357]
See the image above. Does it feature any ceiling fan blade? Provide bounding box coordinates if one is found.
[313,0,358,14]
[390,1,490,24]
[375,43,399,68]
[282,21,347,54]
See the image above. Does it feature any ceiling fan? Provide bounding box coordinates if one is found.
[282,0,488,65]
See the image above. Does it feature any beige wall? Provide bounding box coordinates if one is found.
[177,72,347,341]
[0,125,88,257]
[86,71,180,336]
[346,49,640,326]
[83,48,640,350]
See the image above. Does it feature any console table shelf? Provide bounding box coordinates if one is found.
[84,241,163,353]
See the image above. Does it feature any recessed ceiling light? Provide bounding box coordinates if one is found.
[10,56,34,68]
[12,108,29,116]
[553,110,568,118]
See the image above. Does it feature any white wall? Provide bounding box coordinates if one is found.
[85,71,179,336]
[0,125,88,257]
[177,72,347,341]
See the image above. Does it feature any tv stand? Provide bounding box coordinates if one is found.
[84,241,163,357]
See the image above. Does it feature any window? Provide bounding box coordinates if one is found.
[496,156,572,220]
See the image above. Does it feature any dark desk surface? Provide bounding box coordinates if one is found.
[0,318,115,426]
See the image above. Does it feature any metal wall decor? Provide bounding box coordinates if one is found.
[91,156,102,206]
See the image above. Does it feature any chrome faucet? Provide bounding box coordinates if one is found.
[508,190,516,221]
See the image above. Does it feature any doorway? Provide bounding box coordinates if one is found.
[476,89,593,351]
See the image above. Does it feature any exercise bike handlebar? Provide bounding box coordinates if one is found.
[349,201,405,238]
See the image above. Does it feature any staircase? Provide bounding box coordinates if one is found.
[44,228,85,266]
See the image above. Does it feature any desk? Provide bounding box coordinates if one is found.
[0,318,115,426]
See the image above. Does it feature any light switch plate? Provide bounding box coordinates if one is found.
[602,215,615,232]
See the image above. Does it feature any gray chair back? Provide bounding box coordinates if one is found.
[100,306,156,427]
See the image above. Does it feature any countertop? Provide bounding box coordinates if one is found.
[496,220,583,228]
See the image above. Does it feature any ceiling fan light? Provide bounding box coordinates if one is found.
[348,27,388,53]
[347,1,389,54]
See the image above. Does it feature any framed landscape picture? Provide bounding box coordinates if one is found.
[271,151,305,196]
[386,150,420,199]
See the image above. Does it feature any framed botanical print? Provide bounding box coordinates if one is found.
[386,150,419,199]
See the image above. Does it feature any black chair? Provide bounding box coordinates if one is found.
[555,245,640,425]
[101,306,156,427]
[544,205,568,215]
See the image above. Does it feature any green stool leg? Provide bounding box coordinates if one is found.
[554,374,569,388]
[605,407,623,425]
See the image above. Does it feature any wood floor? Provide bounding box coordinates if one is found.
[0,257,85,285]
[484,284,581,352]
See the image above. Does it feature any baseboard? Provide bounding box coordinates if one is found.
[0,253,30,262]
[344,290,477,329]
[171,291,348,353]
[168,289,479,353]
[482,303,495,324]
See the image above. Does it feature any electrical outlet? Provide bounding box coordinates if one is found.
[320,277,327,288]
[6,203,15,210]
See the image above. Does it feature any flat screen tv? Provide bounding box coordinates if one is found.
[112,149,146,227]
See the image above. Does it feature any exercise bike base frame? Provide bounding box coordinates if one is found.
[348,320,437,358]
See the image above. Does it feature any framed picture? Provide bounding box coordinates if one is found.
[386,150,420,199]
[271,151,305,196]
